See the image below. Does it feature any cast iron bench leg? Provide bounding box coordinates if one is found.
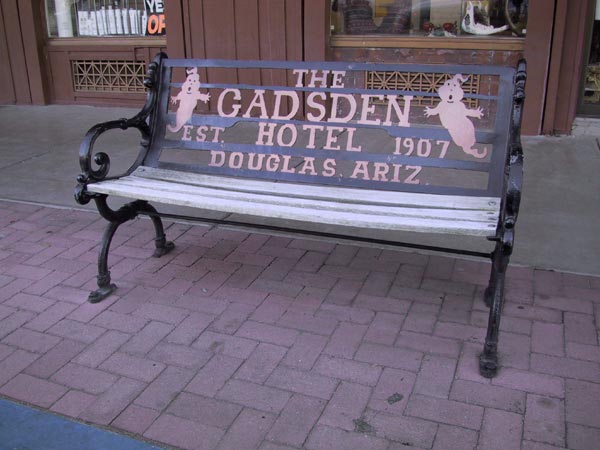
[89,198,174,303]
[479,241,510,378]
[89,220,120,304]
[483,252,499,308]
[137,202,176,257]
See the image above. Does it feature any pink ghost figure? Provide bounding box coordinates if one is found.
[424,74,488,159]
[167,67,211,133]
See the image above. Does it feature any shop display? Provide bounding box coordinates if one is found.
[55,0,74,37]
[341,0,412,34]
[583,20,600,105]
[331,0,527,38]
[461,1,508,35]
[45,0,164,37]
[504,0,527,36]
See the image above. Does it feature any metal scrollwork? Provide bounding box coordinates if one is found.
[75,52,167,206]
[504,59,526,234]
[86,198,174,303]
[91,151,111,180]
[73,182,91,205]
[143,57,160,89]
[74,52,174,304]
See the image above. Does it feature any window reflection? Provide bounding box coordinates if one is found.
[45,0,166,38]
[331,0,527,37]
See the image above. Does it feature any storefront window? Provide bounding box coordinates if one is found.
[45,0,166,38]
[579,1,600,116]
[330,0,527,38]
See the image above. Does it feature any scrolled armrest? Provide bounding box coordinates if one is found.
[75,52,167,206]
[503,144,523,230]
[502,59,527,230]
[78,117,151,183]
[75,117,150,205]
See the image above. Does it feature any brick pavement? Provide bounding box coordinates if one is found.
[0,199,599,450]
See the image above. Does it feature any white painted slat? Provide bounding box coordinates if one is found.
[133,166,501,211]
[88,175,499,236]
[94,176,497,223]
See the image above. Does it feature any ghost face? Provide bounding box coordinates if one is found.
[437,77,465,104]
[183,73,201,94]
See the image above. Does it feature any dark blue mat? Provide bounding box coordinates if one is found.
[0,399,164,450]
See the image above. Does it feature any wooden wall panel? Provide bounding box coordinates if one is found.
[187,0,206,59]
[199,0,238,114]
[47,50,72,103]
[235,0,260,60]
[304,0,328,61]
[257,0,288,114]
[1,0,31,103]
[17,0,48,104]
[184,0,208,112]
[203,0,237,59]
[0,1,16,104]
[521,0,556,135]
[165,0,187,58]
[180,0,307,114]
[285,0,304,117]
[183,0,304,62]
[285,0,303,62]
[259,0,287,91]
[258,0,287,61]
[234,0,261,111]
[542,0,568,134]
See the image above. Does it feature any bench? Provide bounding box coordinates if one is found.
[75,53,526,378]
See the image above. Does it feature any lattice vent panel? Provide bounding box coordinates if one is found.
[72,60,147,92]
[366,71,481,108]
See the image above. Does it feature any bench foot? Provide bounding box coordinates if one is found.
[89,280,117,304]
[88,217,124,303]
[147,211,175,258]
[479,346,499,378]
[133,201,175,258]
[153,241,175,257]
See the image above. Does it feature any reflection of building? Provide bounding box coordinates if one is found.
[377,0,412,34]
[342,0,411,34]
[0,0,596,135]
[344,0,378,34]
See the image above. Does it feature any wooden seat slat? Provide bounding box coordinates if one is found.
[88,169,498,236]
[133,167,501,211]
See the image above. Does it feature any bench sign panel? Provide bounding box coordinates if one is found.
[157,60,513,197]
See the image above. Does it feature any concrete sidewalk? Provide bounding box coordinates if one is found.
[1,104,599,276]
[0,104,599,450]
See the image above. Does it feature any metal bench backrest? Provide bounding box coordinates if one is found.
[144,57,520,198]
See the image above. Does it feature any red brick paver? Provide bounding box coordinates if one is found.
[1,200,600,450]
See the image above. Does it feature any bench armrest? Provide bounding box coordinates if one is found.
[75,52,166,205]
[493,143,522,254]
[78,117,151,181]
[491,59,526,250]
[504,60,526,229]
[504,144,523,230]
